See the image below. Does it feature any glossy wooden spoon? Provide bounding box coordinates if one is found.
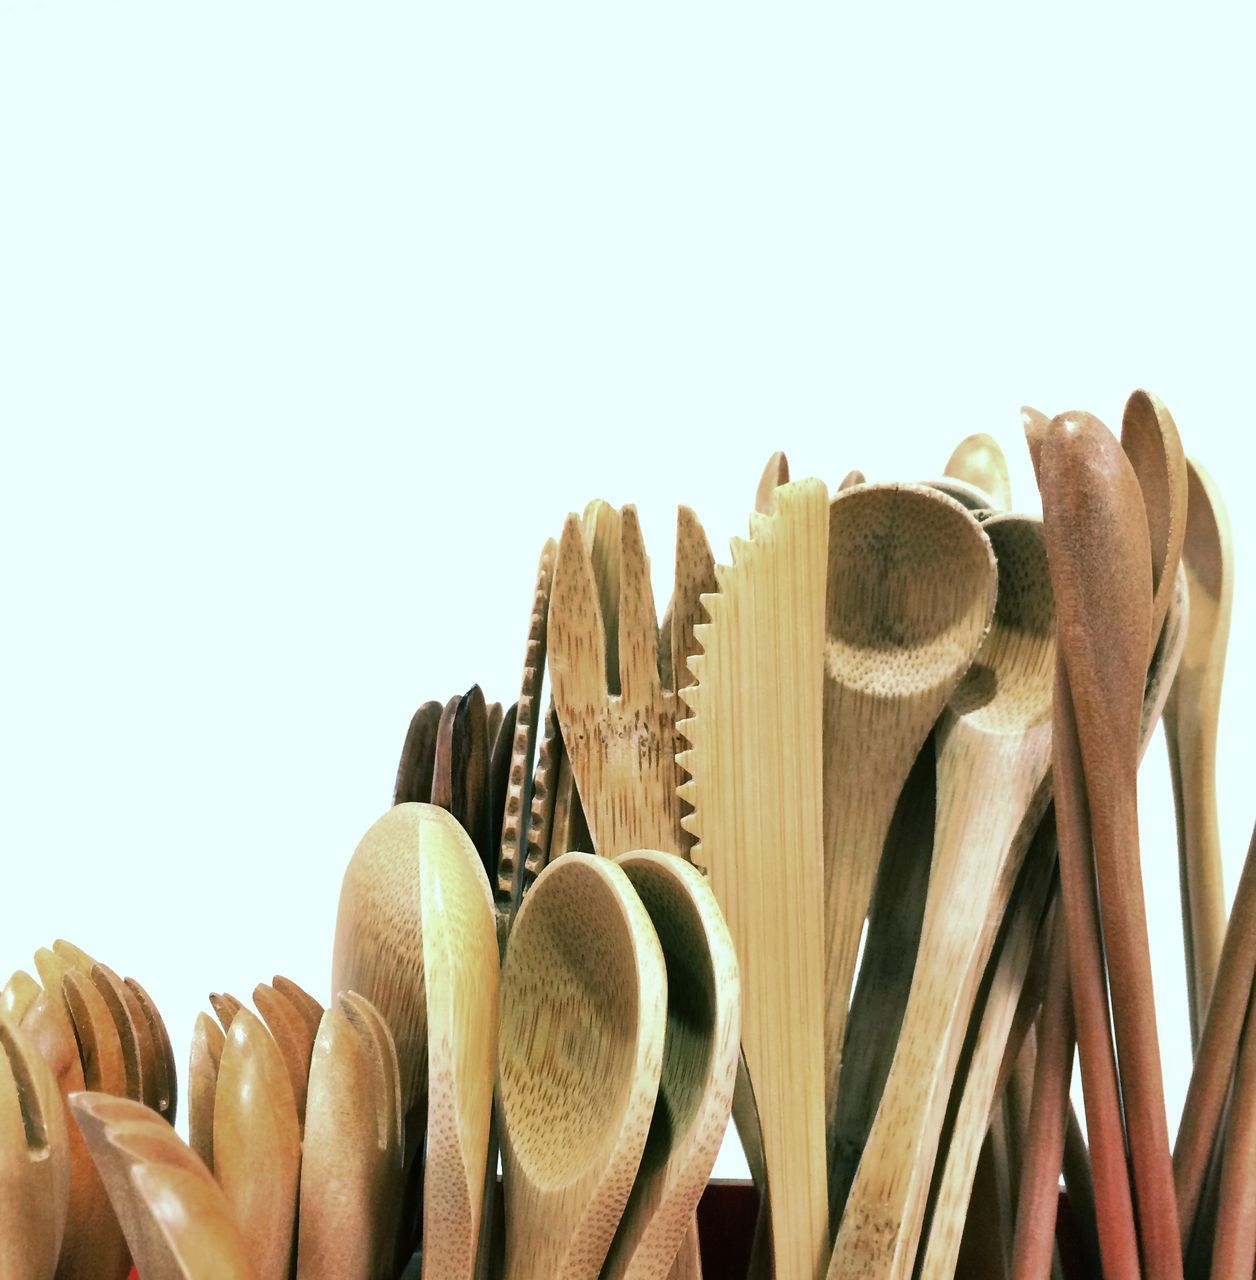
[830,513,1056,1280]
[678,477,830,1280]
[944,432,1012,510]
[0,1014,70,1279]
[71,1091,255,1280]
[298,992,404,1280]
[432,685,493,875]
[1038,410,1183,1280]
[498,852,667,1280]
[188,1012,224,1173]
[603,851,740,1280]
[1164,458,1233,1041]
[91,962,162,1111]
[213,1006,301,1280]
[821,483,996,1194]
[254,981,319,1132]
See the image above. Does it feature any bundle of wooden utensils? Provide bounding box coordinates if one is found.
[4,395,1253,1279]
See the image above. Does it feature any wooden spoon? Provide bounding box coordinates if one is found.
[830,513,1056,1280]
[298,992,404,1280]
[254,982,317,1131]
[213,1006,301,1280]
[944,433,1013,510]
[821,483,996,1191]
[1163,458,1233,1042]
[677,477,830,1280]
[125,976,178,1126]
[188,1012,224,1173]
[395,700,443,807]
[418,804,499,1280]
[755,450,789,514]
[71,1091,255,1280]
[498,852,667,1280]
[0,1014,70,1279]
[1038,410,1183,1280]
[432,685,493,875]
[91,963,162,1109]
[603,851,740,1280]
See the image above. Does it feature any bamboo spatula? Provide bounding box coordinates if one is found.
[678,476,831,1280]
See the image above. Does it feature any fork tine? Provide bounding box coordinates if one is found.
[272,977,324,1040]
[63,970,127,1096]
[340,990,404,1155]
[91,964,157,1109]
[209,992,243,1037]
[125,977,177,1126]
[617,505,662,710]
[52,939,97,975]
[550,512,610,722]
[254,982,315,1132]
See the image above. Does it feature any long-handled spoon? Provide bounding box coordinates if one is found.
[297,992,404,1280]
[678,477,830,1280]
[821,483,996,1198]
[1038,411,1183,1279]
[1163,458,1233,1042]
[0,1014,70,1279]
[830,513,1056,1280]
[498,852,667,1280]
[72,1091,255,1280]
[602,851,740,1280]
[213,1006,301,1280]
[944,433,1013,510]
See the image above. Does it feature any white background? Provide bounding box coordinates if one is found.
[2,4,1252,1180]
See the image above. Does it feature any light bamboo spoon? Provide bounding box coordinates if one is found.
[498,852,667,1280]
[298,992,404,1280]
[1164,458,1233,1042]
[944,433,1013,510]
[602,851,740,1280]
[213,1006,301,1280]
[1038,411,1183,1279]
[417,804,499,1280]
[830,513,1055,1280]
[71,1091,256,1280]
[821,483,996,1194]
[677,477,830,1280]
[0,1014,70,1279]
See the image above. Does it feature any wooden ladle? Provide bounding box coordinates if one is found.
[497,852,667,1280]
[0,1014,70,1279]
[821,483,996,1196]
[603,851,740,1280]
[830,514,1056,1280]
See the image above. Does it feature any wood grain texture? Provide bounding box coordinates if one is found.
[297,993,404,1280]
[1038,410,1183,1280]
[394,701,443,807]
[677,477,830,1280]
[71,1091,255,1280]
[604,852,740,1280]
[915,821,1057,1280]
[498,853,667,1280]
[1163,458,1233,1044]
[213,1006,300,1280]
[830,514,1055,1280]
[944,432,1013,510]
[419,805,499,1280]
[0,1014,70,1280]
[821,483,996,1191]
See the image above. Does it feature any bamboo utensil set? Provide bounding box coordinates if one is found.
[1,393,1250,1279]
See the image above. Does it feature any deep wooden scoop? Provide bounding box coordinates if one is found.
[821,483,996,1189]
[0,1014,70,1279]
[603,851,740,1280]
[498,852,667,1280]
[830,514,1056,1280]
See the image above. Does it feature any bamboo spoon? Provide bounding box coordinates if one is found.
[298,992,404,1280]
[1038,411,1183,1279]
[677,477,830,1280]
[602,851,740,1280]
[915,829,1057,1280]
[71,1091,255,1280]
[417,804,499,1280]
[944,433,1012,509]
[830,513,1055,1280]
[498,852,667,1280]
[821,483,996,1191]
[213,1006,301,1280]
[188,1013,224,1172]
[0,1015,70,1279]
[1164,458,1233,1043]
[1176,823,1256,1244]
[755,450,789,514]
[395,700,443,806]
[1120,389,1187,651]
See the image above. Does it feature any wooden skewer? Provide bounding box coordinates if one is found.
[1038,410,1182,1279]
